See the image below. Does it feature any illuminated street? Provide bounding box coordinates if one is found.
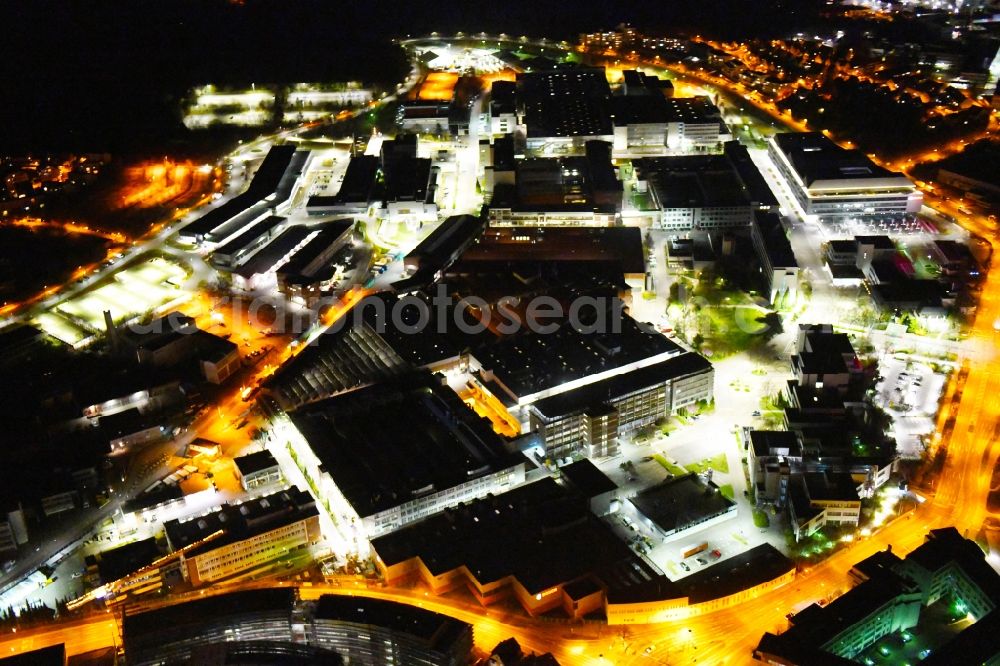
[1,7,999,665]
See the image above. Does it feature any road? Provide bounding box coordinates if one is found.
[1,34,998,665]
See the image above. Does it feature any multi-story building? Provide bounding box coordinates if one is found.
[233,450,283,491]
[310,596,473,666]
[275,372,527,547]
[631,142,774,233]
[528,352,714,460]
[755,528,1000,665]
[787,472,862,541]
[122,588,474,666]
[488,80,517,136]
[662,97,732,151]
[487,140,623,226]
[516,68,615,155]
[163,487,321,587]
[751,211,799,304]
[768,132,922,231]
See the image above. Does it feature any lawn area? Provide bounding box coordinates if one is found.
[694,305,774,358]
[753,509,770,528]
[653,454,687,477]
[720,484,735,500]
[684,453,730,475]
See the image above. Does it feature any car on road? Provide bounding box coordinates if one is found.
[752,410,761,416]
[711,549,722,559]
[680,562,690,572]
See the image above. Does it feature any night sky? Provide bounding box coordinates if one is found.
[0,0,822,153]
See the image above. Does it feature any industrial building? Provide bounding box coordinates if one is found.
[179,145,309,244]
[163,487,321,586]
[371,476,673,618]
[517,68,615,154]
[631,142,775,232]
[278,372,528,544]
[487,140,623,226]
[122,588,473,666]
[624,473,737,542]
[768,133,923,231]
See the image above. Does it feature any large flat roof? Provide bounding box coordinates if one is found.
[454,226,645,275]
[473,313,683,402]
[371,476,673,600]
[313,595,470,648]
[754,211,798,268]
[233,225,314,279]
[383,157,433,203]
[519,68,613,138]
[181,145,297,239]
[628,473,735,536]
[771,133,911,189]
[307,154,380,209]
[163,487,316,557]
[634,153,750,209]
[212,215,286,261]
[123,588,295,638]
[276,219,354,279]
[287,372,525,518]
[403,214,486,277]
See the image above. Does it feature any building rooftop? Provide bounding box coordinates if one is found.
[233,225,314,280]
[725,142,780,209]
[907,527,1000,601]
[518,68,613,138]
[97,537,161,583]
[287,372,526,518]
[610,95,670,125]
[454,226,645,275]
[371,476,673,600]
[678,543,794,604]
[560,459,617,498]
[163,487,316,558]
[493,140,621,210]
[313,595,470,649]
[473,312,683,402]
[275,219,354,280]
[182,145,297,240]
[191,329,238,364]
[211,215,286,263]
[634,151,753,209]
[123,588,296,639]
[403,214,487,279]
[383,157,434,204]
[748,430,801,457]
[802,471,859,503]
[628,473,736,536]
[754,212,797,268]
[855,235,896,251]
[771,133,910,190]
[531,352,711,419]
[233,450,280,477]
[0,645,66,666]
[307,154,380,209]
[490,80,517,116]
[660,97,725,125]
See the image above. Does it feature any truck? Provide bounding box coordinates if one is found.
[679,542,709,560]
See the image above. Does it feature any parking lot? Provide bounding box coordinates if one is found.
[876,356,948,459]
